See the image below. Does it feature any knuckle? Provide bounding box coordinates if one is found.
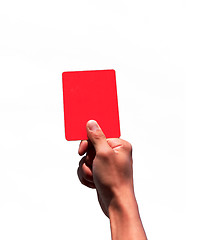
[77,167,95,188]
[97,148,114,159]
[78,168,88,185]
[77,167,84,184]
[123,141,133,152]
[78,156,86,167]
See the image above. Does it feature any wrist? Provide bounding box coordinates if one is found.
[109,185,137,211]
[108,186,139,223]
[108,187,147,240]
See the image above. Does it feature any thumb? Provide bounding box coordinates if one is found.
[86,120,110,153]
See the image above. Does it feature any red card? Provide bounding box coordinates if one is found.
[62,69,121,141]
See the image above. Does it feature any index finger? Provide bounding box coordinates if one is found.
[78,140,89,156]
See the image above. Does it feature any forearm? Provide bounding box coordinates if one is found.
[108,189,147,240]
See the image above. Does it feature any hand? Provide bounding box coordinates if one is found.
[77,120,134,216]
[77,120,147,239]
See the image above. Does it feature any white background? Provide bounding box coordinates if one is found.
[0,0,197,239]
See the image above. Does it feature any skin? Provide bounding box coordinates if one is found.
[77,120,147,240]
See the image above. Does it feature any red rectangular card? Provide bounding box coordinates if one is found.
[62,69,121,141]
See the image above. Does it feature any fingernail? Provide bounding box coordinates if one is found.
[87,120,100,131]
